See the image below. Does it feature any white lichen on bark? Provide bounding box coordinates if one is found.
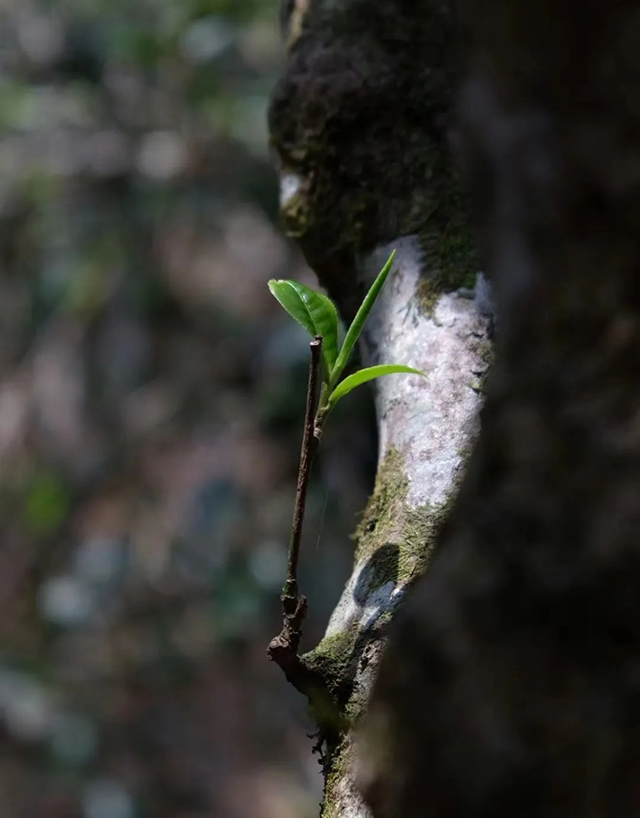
[365,237,492,508]
[319,236,492,818]
[325,235,491,643]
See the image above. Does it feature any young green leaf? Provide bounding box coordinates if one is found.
[328,364,425,409]
[268,279,339,375]
[330,250,396,388]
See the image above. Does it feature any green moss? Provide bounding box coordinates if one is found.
[352,447,451,586]
[416,220,480,315]
[399,501,444,579]
[321,739,351,818]
[353,448,408,563]
[303,625,360,707]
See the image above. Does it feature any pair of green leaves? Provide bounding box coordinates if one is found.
[268,251,425,412]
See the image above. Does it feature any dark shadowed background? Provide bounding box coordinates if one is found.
[0,2,377,816]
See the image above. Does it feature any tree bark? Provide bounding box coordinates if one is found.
[358,4,640,818]
[269,2,490,815]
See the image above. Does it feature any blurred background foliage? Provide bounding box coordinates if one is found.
[0,1,377,816]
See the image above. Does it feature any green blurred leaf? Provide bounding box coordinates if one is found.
[268,279,339,376]
[330,250,396,388]
[24,473,70,536]
[328,364,425,409]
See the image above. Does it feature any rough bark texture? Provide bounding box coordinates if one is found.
[359,3,640,818]
[270,0,478,321]
[269,2,489,817]
[315,244,491,818]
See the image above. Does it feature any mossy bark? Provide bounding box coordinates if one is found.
[309,448,454,818]
[270,0,478,321]
[269,2,490,817]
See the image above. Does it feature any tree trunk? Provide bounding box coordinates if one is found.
[269,2,490,815]
[358,3,640,818]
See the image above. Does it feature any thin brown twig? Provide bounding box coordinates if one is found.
[267,336,322,670]
[267,336,349,747]
[287,335,322,587]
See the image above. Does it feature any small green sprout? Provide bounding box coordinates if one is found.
[268,250,425,431]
